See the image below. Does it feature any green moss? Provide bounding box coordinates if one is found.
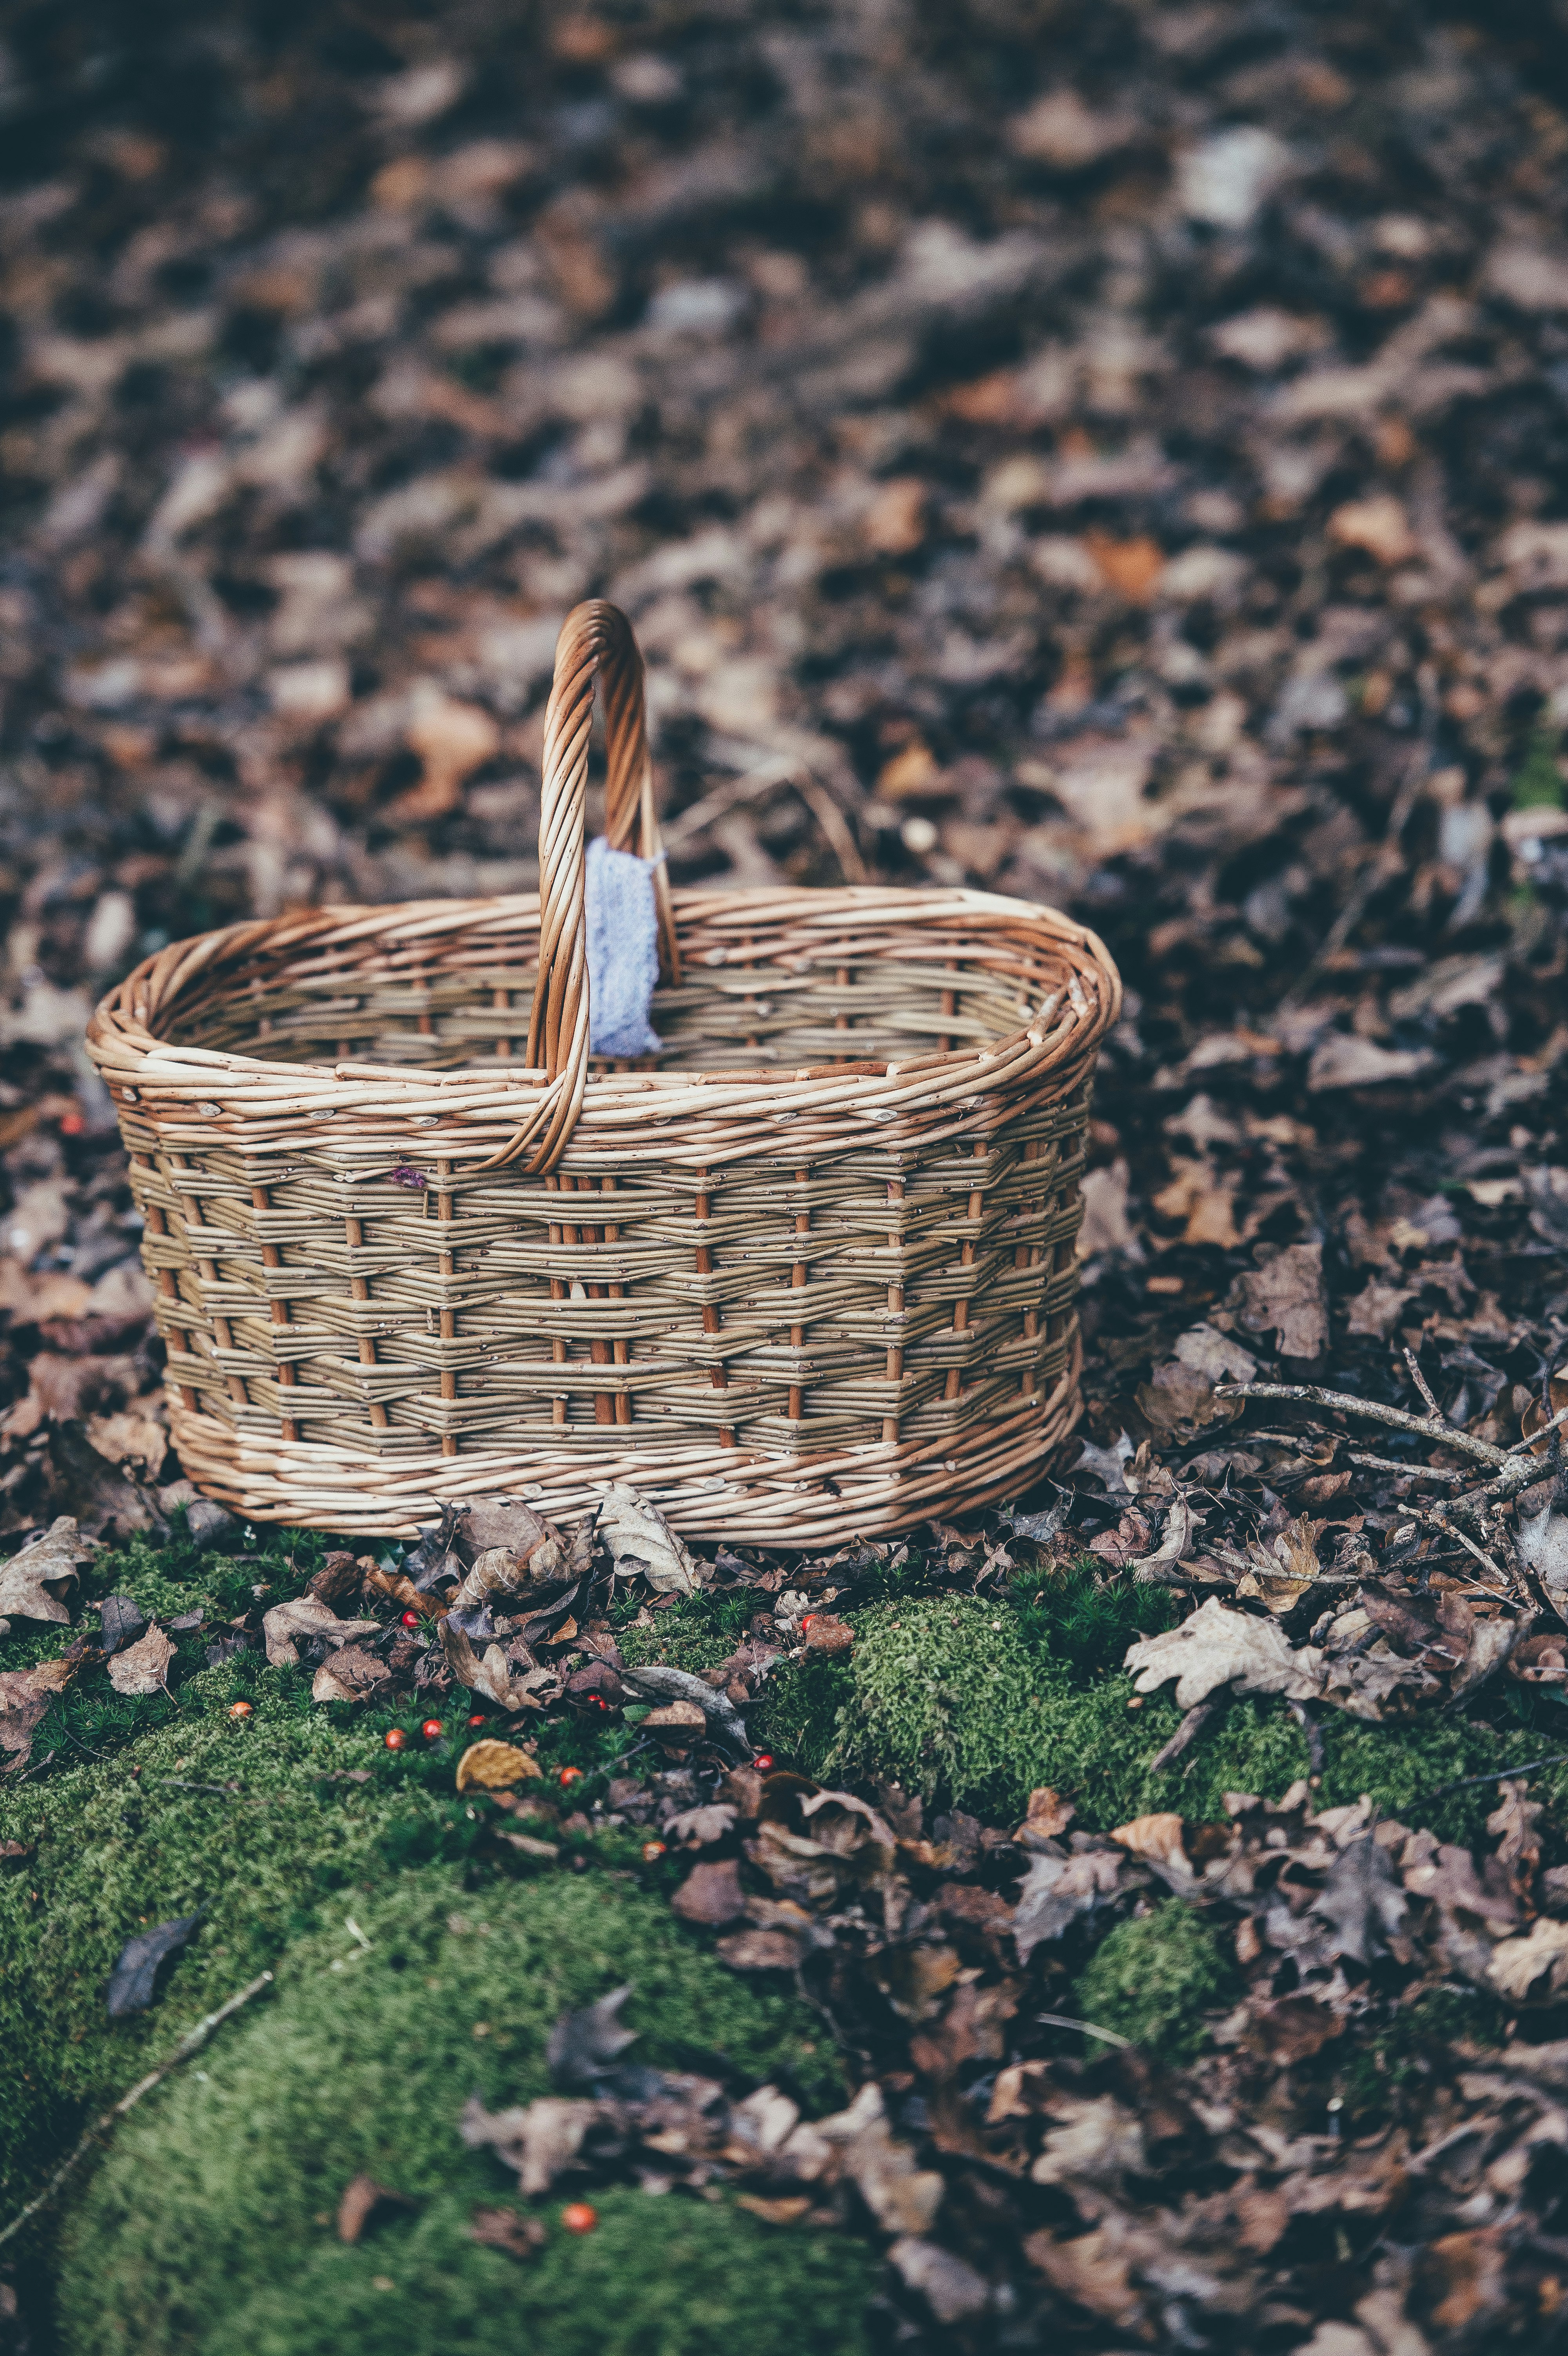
[1071,1901,1237,2062]
[1512,724,1564,812]
[213,2189,873,2356]
[1010,1559,1181,1680]
[1339,1982,1509,2125]
[58,1869,861,2356]
[821,1595,1568,1839]
[0,1692,467,2201]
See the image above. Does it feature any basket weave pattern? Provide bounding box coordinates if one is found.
[87,604,1120,1543]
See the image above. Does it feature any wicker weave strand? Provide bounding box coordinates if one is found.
[86,602,1121,1543]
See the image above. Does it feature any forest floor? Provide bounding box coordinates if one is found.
[6,0,1568,2348]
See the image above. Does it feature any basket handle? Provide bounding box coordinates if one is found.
[520,600,681,1174]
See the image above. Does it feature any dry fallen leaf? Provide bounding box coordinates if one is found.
[458,2093,598,2196]
[597,1483,702,1595]
[670,1858,747,1927]
[106,1623,175,1696]
[0,1517,94,1625]
[336,2175,415,2243]
[1124,1596,1326,1709]
[1488,1916,1568,2001]
[1110,1813,1193,1876]
[310,1644,392,1704]
[455,1739,542,1792]
[262,1594,379,1667]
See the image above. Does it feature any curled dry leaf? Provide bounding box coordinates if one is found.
[1128,1495,1200,1583]
[106,1623,175,1696]
[1124,1596,1326,1710]
[437,1614,543,1711]
[597,1482,701,1595]
[450,1504,573,1616]
[459,2092,599,2196]
[261,1593,379,1668]
[1018,1788,1076,1843]
[0,1666,62,1768]
[336,2176,415,2244]
[1109,1813,1192,1877]
[1488,1917,1568,2001]
[454,1739,541,1792]
[671,1857,747,1927]
[0,1516,94,1624]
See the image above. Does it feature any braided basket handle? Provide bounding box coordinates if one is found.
[521,600,681,1174]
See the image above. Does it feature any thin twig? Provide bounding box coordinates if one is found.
[1403,1345,1448,1426]
[1216,1384,1510,1470]
[1426,1751,1568,1799]
[1347,1453,1465,1483]
[0,1970,273,2249]
[1036,2010,1132,2049]
[1150,1701,1220,1772]
[1421,1510,1515,1593]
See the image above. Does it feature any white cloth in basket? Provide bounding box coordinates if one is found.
[585,835,662,1059]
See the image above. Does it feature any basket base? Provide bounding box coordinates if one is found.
[163,1348,1083,1546]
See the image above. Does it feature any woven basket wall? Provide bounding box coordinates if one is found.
[86,603,1121,1544]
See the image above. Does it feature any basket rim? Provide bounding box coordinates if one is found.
[85,881,1120,1169]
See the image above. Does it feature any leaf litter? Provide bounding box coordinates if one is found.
[9,0,1568,2342]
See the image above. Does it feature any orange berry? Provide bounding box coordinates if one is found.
[561,2203,598,2235]
[641,1840,666,1862]
[559,1766,585,1788]
[420,1719,444,1741]
[228,1700,253,1719]
[384,1728,408,1751]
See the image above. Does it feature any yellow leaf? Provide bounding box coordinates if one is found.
[455,1740,543,1793]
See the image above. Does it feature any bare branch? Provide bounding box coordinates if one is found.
[1216,1383,1511,1469]
[1403,1344,1448,1425]
[1347,1452,1465,1483]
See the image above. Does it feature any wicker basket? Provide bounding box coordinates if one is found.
[86,602,1121,1543]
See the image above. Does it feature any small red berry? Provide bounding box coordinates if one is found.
[641,1840,666,1862]
[58,1109,85,1136]
[384,1728,408,1751]
[561,2203,598,2235]
[467,1712,485,1726]
[559,1766,584,1788]
[753,1753,775,1770]
[228,1699,253,1719]
[420,1719,444,1742]
[401,1608,420,1629]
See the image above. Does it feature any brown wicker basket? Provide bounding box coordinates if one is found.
[85,601,1121,1543]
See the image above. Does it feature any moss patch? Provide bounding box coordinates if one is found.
[820,1594,1568,1840]
[58,1868,862,2356]
[0,1690,462,2201]
[1071,1901,1238,2062]
[205,2189,873,2356]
